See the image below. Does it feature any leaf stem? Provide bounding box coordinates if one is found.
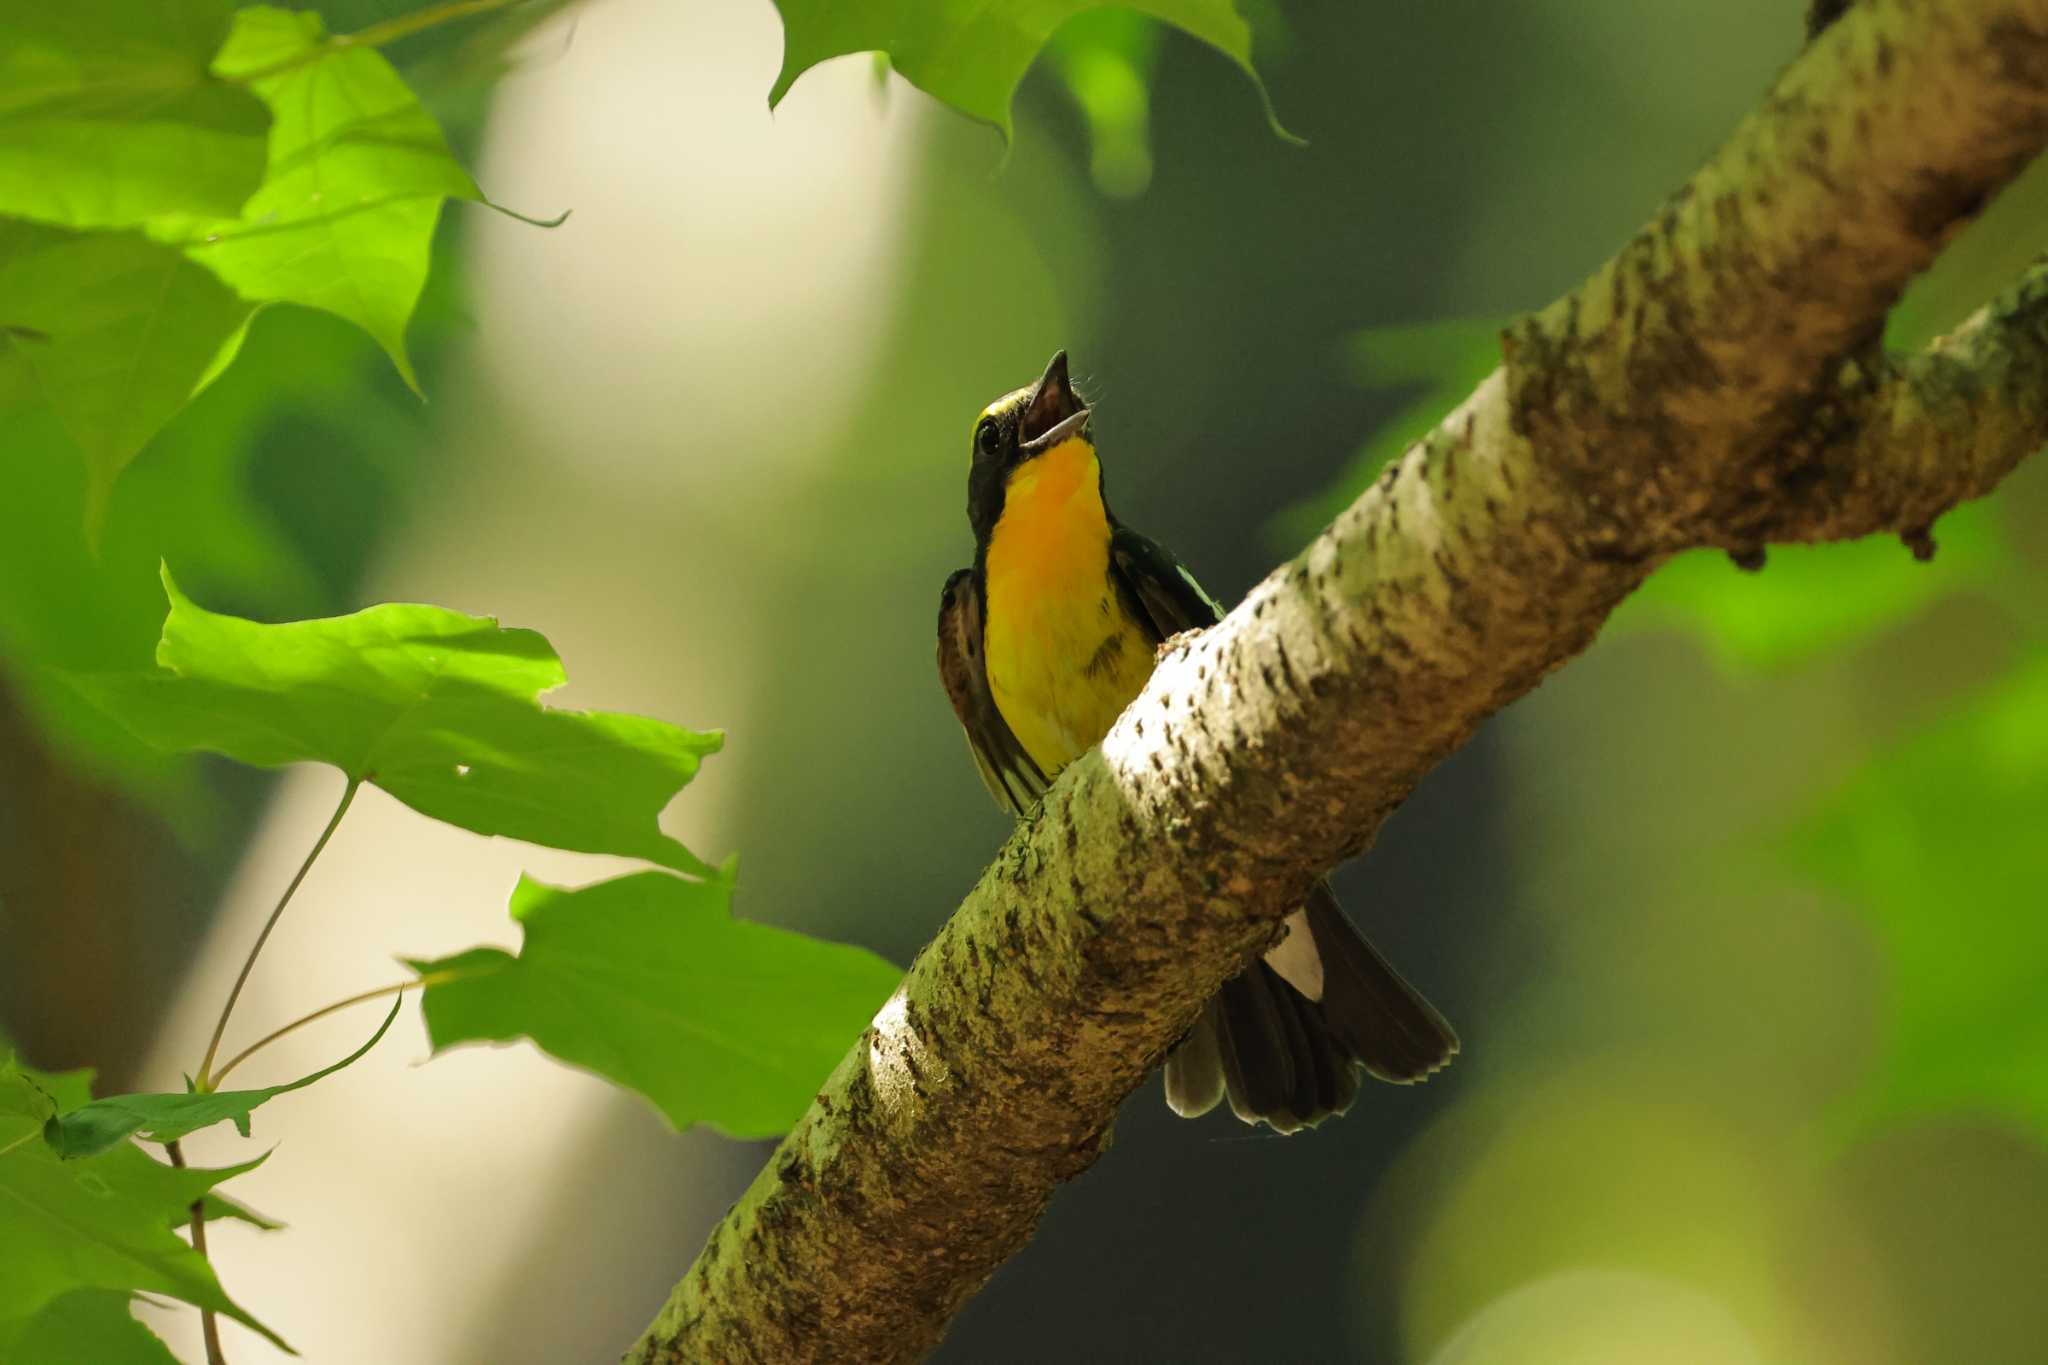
[0,1130,35,1161]
[166,1140,229,1365]
[231,0,524,83]
[196,778,360,1092]
[210,973,455,1087]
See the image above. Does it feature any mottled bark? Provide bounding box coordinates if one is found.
[628,2,2048,1360]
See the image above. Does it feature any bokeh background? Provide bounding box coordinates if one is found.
[5,0,2047,1360]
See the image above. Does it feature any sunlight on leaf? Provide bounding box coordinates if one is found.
[0,0,269,229]
[0,1062,283,1349]
[59,567,725,876]
[1616,500,2009,675]
[409,871,903,1138]
[44,999,400,1158]
[769,0,1290,144]
[1794,652,2048,1138]
[154,5,480,391]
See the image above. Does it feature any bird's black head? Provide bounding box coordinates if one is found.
[965,350,1092,547]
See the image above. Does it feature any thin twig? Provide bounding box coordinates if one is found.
[210,973,454,1088]
[166,1140,229,1365]
[195,778,360,1091]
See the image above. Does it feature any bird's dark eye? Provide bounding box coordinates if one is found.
[975,419,1002,458]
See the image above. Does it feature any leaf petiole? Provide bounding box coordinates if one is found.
[210,973,455,1088]
[195,778,360,1092]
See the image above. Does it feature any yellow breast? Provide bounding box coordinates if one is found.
[982,438,1156,778]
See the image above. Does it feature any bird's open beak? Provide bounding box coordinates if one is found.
[1018,350,1090,453]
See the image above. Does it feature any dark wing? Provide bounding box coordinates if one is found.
[1109,523,1227,643]
[937,568,1049,817]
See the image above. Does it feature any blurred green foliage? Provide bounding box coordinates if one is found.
[1046,10,1164,199]
[1617,501,2011,675]
[1797,652,2048,1138]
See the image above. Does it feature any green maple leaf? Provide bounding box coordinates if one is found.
[0,1062,284,1350]
[153,5,480,391]
[24,1064,280,1230]
[0,0,269,229]
[0,1290,182,1365]
[410,871,903,1138]
[0,2,485,513]
[60,567,724,876]
[0,298,427,814]
[0,222,252,524]
[769,0,1289,142]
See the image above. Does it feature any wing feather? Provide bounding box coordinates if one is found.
[938,568,1049,817]
[1108,523,1226,641]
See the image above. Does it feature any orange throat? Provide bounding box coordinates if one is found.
[981,438,1153,775]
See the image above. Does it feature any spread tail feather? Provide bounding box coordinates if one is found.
[1162,883,1457,1132]
[1164,1002,1227,1119]
[1303,883,1458,1084]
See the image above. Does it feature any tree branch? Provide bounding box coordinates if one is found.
[627,2,2048,1360]
[1788,255,2048,548]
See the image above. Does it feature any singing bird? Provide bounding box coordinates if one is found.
[936,352,1458,1132]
